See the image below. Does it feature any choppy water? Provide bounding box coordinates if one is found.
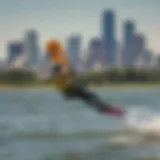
[0,88,160,160]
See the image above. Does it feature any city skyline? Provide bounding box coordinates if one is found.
[0,0,160,60]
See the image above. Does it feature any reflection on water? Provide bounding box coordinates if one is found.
[0,88,160,160]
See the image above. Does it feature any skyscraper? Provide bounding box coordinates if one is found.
[123,20,135,66]
[7,41,24,65]
[67,35,81,69]
[132,34,146,66]
[25,30,39,67]
[87,38,105,69]
[102,10,116,66]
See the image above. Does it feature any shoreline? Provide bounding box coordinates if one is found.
[0,83,160,90]
[89,83,160,89]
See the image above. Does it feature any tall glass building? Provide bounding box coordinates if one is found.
[123,20,135,66]
[102,10,116,66]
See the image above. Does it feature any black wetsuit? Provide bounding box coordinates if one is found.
[52,64,123,115]
[63,84,108,113]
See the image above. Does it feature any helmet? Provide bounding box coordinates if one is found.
[45,40,62,53]
[45,39,68,65]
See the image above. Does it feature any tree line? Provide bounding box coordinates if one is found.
[77,68,160,86]
[0,69,36,84]
[0,68,160,85]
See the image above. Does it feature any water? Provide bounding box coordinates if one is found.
[0,88,160,160]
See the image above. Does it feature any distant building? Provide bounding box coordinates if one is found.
[135,50,152,68]
[123,20,135,66]
[102,9,116,66]
[143,50,152,66]
[156,54,160,68]
[7,41,24,65]
[149,53,157,68]
[77,49,90,72]
[67,35,82,69]
[0,60,7,70]
[25,30,40,67]
[116,43,123,68]
[132,34,146,66]
[86,38,106,70]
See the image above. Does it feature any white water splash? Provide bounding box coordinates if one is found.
[125,105,160,134]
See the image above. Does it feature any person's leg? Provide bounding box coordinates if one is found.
[62,84,123,115]
[77,88,106,110]
[70,86,124,115]
[70,86,106,110]
[62,87,75,99]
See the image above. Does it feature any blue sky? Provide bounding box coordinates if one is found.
[0,0,160,59]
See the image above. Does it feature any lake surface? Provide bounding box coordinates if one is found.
[0,88,160,160]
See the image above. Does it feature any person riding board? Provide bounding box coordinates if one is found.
[45,39,124,116]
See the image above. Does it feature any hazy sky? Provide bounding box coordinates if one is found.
[0,0,160,59]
